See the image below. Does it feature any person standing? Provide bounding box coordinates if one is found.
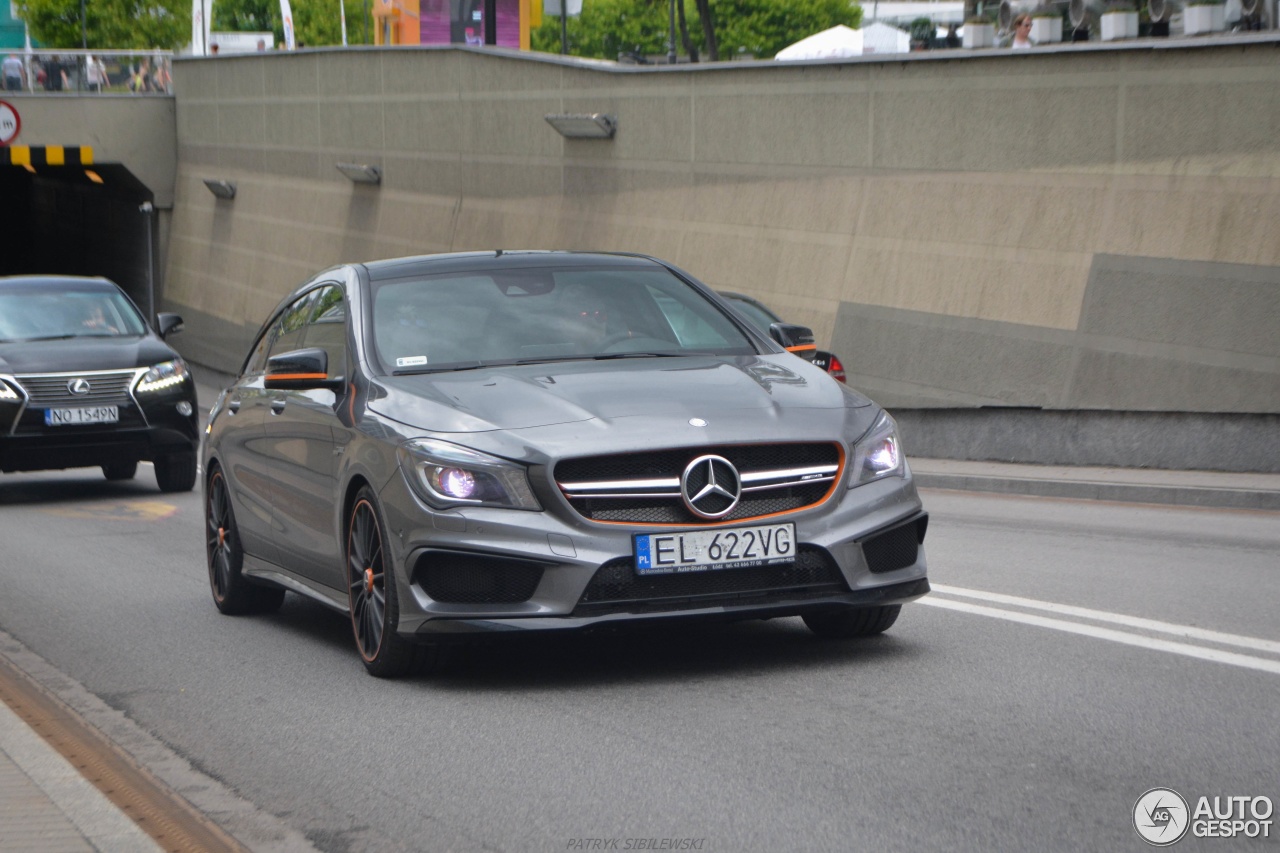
[86,55,109,93]
[2,53,24,91]
[1011,13,1035,48]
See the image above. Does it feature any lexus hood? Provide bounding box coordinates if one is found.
[0,336,178,375]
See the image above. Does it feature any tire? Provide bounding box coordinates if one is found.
[346,486,432,678]
[803,605,901,639]
[102,461,137,481]
[206,466,285,615]
[155,451,198,493]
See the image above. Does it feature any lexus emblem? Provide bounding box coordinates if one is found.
[68,378,92,396]
[681,454,741,520]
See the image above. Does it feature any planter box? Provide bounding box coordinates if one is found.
[1030,17,1063,43]
[1183,3,1225,33]
[1100,10,1139,40]
[963,23,996,48]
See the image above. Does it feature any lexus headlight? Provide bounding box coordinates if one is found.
[135,359,189,393]
[398,439,541,511]
[0,378,20,401]
[849,411,904,487]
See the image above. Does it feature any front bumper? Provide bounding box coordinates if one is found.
[0,389,199,473]
[378,465,930,637]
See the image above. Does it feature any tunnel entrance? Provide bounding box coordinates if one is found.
[0,158,158,319]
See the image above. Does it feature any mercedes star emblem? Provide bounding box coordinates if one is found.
[681,454,742,520]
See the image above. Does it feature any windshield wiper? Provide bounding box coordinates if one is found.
[12,334,82,342]
[589,352,687,360]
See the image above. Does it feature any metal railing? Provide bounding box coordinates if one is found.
[1,49,174,95]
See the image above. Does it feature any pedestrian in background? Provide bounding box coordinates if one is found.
[2,53,24,91]
[1011,14,1035,48]
[86,55,109,93]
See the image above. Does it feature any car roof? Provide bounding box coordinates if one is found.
[360,250,668,281]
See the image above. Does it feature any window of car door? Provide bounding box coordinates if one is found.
[302,285,347,381]
[242,291,317,379]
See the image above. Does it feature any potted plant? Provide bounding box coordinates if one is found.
[963,15,997,47]
[910,17,936,49]
[1183,0,1225,33]
[1101,1,1139,39]
[1030,6,1064,43]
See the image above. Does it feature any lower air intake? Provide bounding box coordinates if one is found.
[575,545,847,614]
[414,551,545,604]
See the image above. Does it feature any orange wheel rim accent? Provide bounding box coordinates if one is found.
[217,527,226,547]
[364,567,375,594]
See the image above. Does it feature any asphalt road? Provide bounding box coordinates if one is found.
[0,467,1276,852]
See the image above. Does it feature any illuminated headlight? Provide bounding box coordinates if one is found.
[849,411,905,487]
[398,439,541,511]
[135,359,189,393]
[0,378,20,401]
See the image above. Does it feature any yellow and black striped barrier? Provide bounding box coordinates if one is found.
[0,145,95,167]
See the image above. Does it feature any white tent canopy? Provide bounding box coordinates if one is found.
[861,21,911,54]
[774,25,864,60]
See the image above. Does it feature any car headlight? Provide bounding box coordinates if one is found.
[0,378,20,401]
[135,359,190,393]
[849,411,904,487]
[398,439,541,511]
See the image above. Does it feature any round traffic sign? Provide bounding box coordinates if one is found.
[0,100,19,146]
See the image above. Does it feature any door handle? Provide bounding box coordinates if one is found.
[270,399,286,415]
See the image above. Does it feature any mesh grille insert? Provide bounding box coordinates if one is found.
[575,545,847,614]
[414,552,545,604]
[861,518,923,574]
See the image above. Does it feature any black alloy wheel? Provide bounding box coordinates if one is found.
[802,605,901,639]
[206,466,285,615]
[347,486,431,678]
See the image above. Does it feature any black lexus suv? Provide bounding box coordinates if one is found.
[0,275,199,491]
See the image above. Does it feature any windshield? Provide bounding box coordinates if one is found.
[723,296,781,334]
[0,288,148,342]
[371,265,757,373]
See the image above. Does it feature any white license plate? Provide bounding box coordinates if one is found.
[634,522,796,575]
[44,406,119,426]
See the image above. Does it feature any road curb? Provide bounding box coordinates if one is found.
[914,472,1280,511]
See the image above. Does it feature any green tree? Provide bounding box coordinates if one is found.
[212,0,349,47]
[292,0,345,46]
[212,0,278,35]
[17,0,190,48]
[533,0,861,61]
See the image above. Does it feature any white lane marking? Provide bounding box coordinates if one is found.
[931,583,1280,655]
[920,597,1280,676]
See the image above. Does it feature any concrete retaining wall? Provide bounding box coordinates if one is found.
[162,39,1280,469]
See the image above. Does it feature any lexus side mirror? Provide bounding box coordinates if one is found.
[156,313,184,339]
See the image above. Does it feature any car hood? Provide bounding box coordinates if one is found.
[0,336,176,375]
[369,354,873,435]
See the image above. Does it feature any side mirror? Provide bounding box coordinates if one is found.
[265,348,345,392]
[156,313,184,339]
[768,323,818,362]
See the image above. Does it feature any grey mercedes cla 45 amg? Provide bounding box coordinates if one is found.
[203,252,930,676]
